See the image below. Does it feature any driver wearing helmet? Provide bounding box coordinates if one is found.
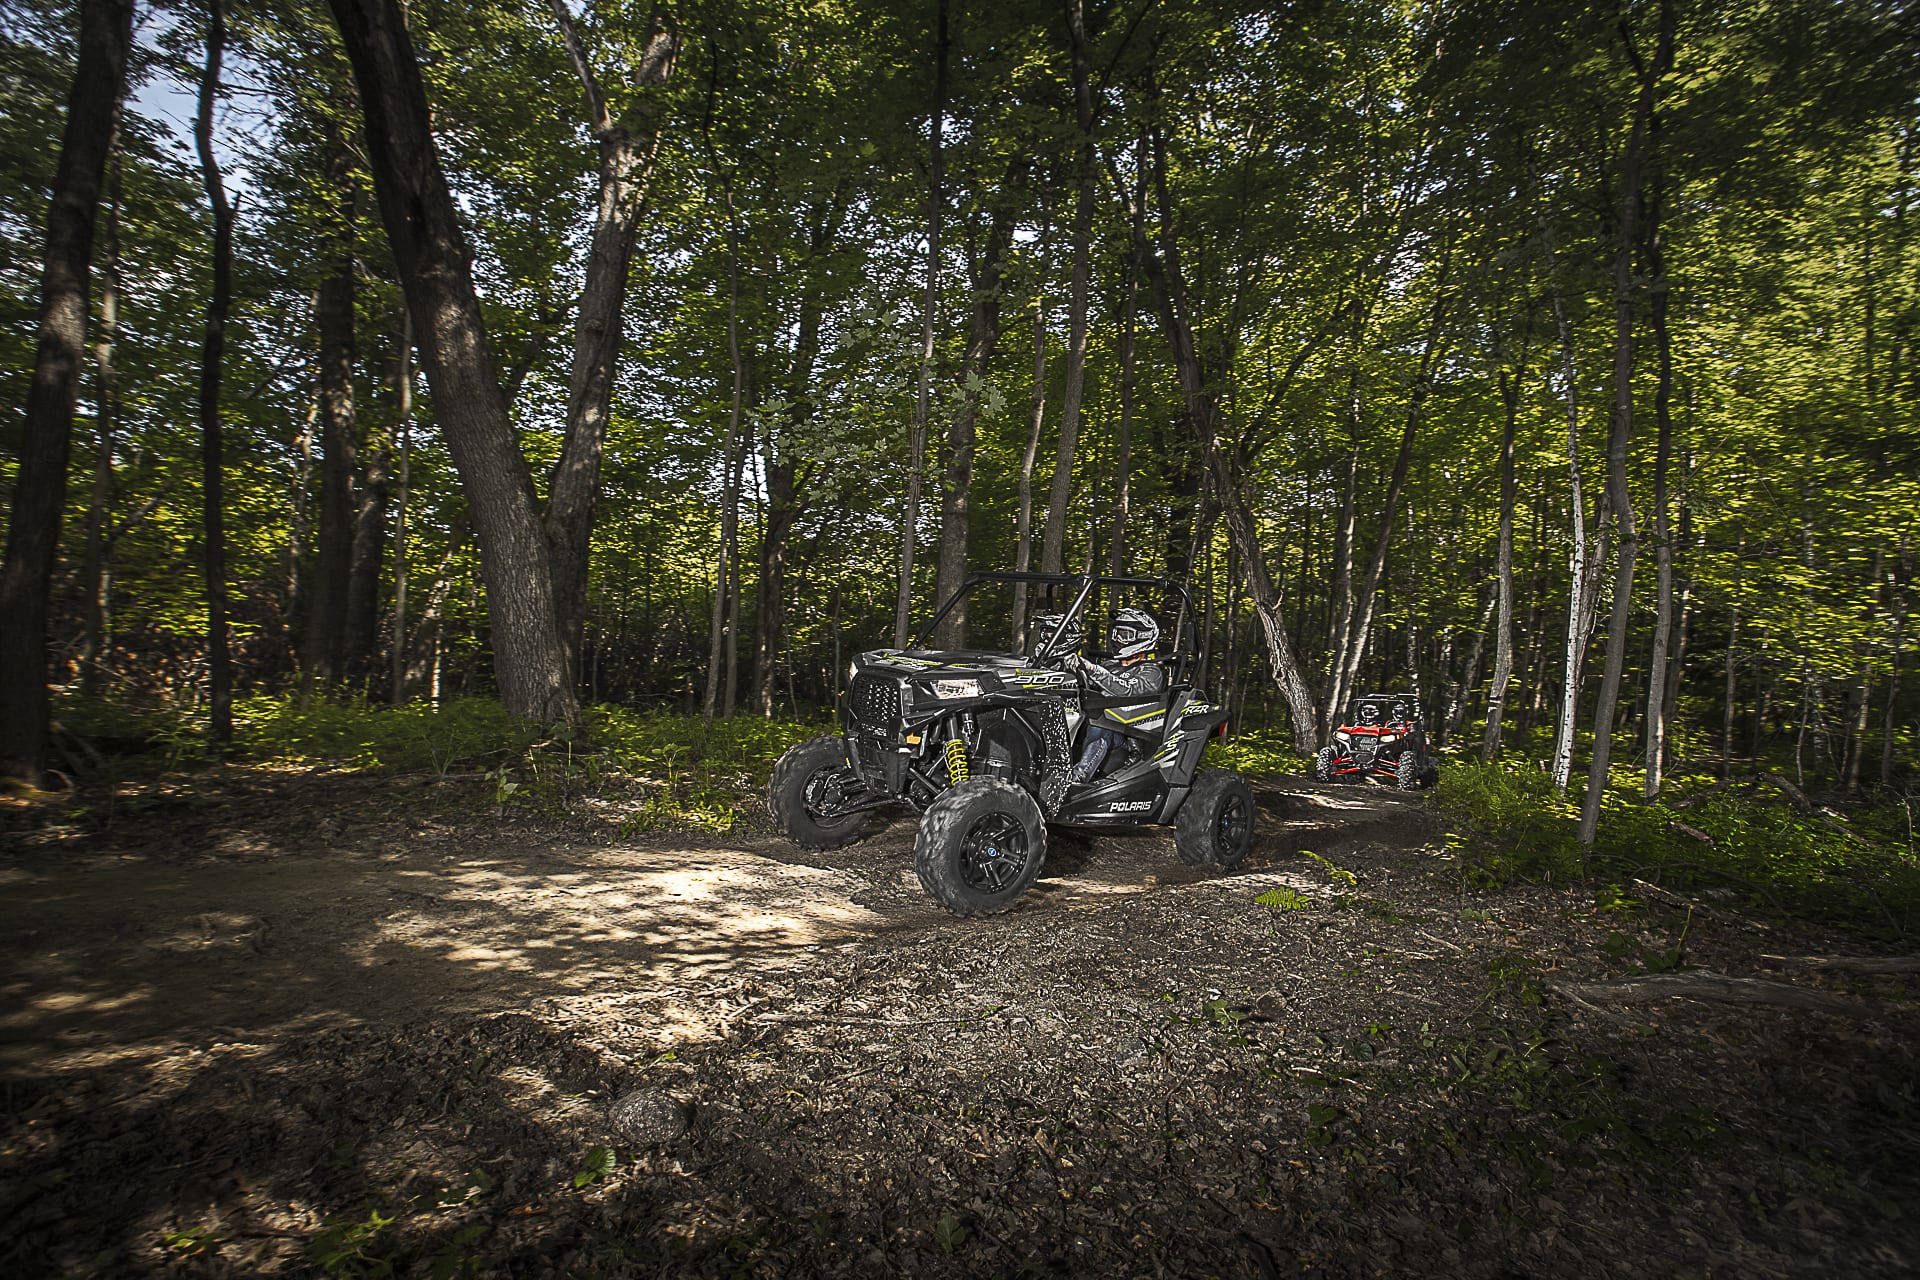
[1063,606,1165,784]
[1028,612,1083,663]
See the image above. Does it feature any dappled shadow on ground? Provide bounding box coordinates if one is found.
[22,773,1905,1277]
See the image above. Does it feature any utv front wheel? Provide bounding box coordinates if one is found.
[1395,752,1423,793]
[1176,769,1256,870]
[769,736,875,850]
[1314,746,1337,783]
[914,779,1047,917]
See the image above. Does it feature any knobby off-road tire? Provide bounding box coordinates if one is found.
[1314,746,1337,783]
[768,735,875,851]
[1175,768,1256,869]
[1395,752,1423,793]
[914,778,1047,917]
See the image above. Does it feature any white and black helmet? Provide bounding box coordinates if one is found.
[1030,612,1083,658]
[1109,606,1159,661]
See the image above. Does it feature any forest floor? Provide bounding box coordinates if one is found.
[1,765,1917,1279]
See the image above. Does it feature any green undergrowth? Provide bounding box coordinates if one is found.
[1435,760,1920,938]
[1203,729,1310,777]
[53,692,829,832]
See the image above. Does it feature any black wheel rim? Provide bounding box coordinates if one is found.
[802,764,862,825]
[957,812,1031,894]
[1213,794,1251,860]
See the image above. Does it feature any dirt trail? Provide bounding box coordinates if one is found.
[0,774,1399,1073]
[4,770,1914,1279]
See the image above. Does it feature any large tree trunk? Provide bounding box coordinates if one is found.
[1481,362,1521,760]
[1039,0,1095,576]
[80,155,121,697]
[328,0,575,723]
[1579,0,1672,846]
[197,0,235,749]
[0,0,132,784]
[543,2,677,683]
[893,0,947,648]
[932,160,1026,649]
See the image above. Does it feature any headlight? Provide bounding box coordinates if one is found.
[928,677,981,700]
[1334,730,1351,744]
[1379,733,1397,744]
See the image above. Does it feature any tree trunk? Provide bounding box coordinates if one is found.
[543,2,677,683]
[0,0,132,783]
[1039,0,1095,577]
[1723,529,1743,779]
[1107,208,1140,577]
[893,0,947,648]
[1579,0,1672,846]
[305,132,357,694]
[1481,363,1521,760]
[1642,146,1676,799]
[933,159,1026,649]
[390,306,411,702]
[1544,218,1603,794]
[1883,536,1907,788]
[1444,588,1497,745]
[80,154,121,697]
[1135,127,1318,749]
[1011,207,1049,647]
[705,183,746,720]
[329,0,575,724]
[345,420,391,680]
[197,0,235,749]
[1326,283,1449,730]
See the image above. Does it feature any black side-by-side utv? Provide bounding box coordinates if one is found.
[767,572,1256,917]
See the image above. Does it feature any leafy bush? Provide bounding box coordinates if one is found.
[1436,760,1920,937]
[1204,729,1308,776]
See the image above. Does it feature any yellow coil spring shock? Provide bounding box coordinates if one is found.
[944,737,970,784]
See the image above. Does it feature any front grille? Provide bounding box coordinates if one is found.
[850,673,901,733]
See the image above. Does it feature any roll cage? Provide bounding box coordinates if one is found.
[910,571,1203,684]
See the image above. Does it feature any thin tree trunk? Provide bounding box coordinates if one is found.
[1883,535,1907,788]
[705,181,746,721]
[1135,125,1319,748]
[1445,588,1496,745]
[1545,222,1600,794]
[196,0,235,749]
[1107,209,1140,577]
[1011,207,1049,647]
[345,421,391,680]
[0,0,132,783]
[543,2,677,682]
[1723,529,1743,779]
[1040,0,1095,576]
[80,154,121,697]
[1482,363,1521,760]
[390,305,411,703]
[933,159,1026,649]
[1578,0,1672,845]
[305,130,357,694]
[1643,149,1676,799]
[329,0,575,724]
[893,0,947,648]
[1326,283,1450,726]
